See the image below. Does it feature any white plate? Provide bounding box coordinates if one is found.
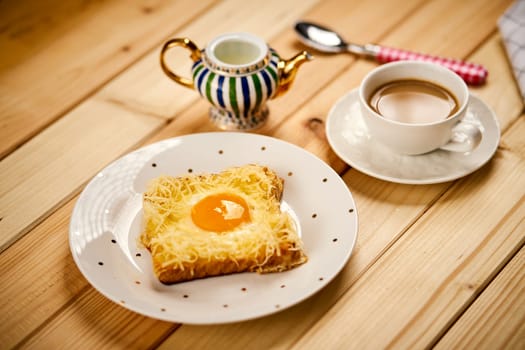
[326,89,500,184]
[69,132,358,324]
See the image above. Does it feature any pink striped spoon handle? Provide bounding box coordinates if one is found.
[375,46,488,85]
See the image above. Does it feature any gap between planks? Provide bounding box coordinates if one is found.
[430,233,525,348]
[5,0,520,346]
[0,1,220,161]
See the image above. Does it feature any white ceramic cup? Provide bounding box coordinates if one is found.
[359,61,482,155]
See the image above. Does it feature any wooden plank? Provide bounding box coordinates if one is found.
[502,114,525,159]
[286,31,517,174]
[2,0,518,348]
[0,0,216,158]
[152,0,519,348]
[377,0,506,56]
[0,0,322,347]
[0,199,88,349]
[143,0,432,144]
[162,29,515,191]
[0,99,164,252]
[17,288,175,350]
[0,193,177,349]
[435,244,525,349]
[1,0,426,345]
[146,0,515,163]
[289,150,525,349]
[467,34,525,132]
[0,0,321,253]
[153,174,447,350]
[102,0,323,120]
[276,8,516,160]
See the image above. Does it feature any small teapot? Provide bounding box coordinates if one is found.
[160,32,312,130]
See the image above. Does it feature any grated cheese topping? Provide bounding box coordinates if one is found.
[140,164,305,273]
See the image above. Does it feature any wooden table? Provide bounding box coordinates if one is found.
[1,0,524,348]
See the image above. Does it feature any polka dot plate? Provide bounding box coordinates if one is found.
[69,132,358,324]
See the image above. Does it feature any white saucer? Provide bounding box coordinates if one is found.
[326,89,500,185]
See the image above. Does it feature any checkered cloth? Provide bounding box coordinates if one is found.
[499,1,525,101]
[376,47,488,85]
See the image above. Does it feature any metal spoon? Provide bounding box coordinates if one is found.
[294,21,487,85]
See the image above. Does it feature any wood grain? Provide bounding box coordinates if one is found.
[154,0,519,348]
[154,1,517,348]
[0,99,164,252]
[467,34,524,132]
[1,0,522,349]
[275,0,514,150]
[103,0,323,119]
[0,0,216,158]
[502,115,525,159]
[153,174,446,350]
[291,147,525,349]
[17,288,175,350]
[435,244,525,349]
[292,30,519,173]
[146,0,458,143]
[0,199,86,349]
[0,0,321,347]
[0,0,320,253]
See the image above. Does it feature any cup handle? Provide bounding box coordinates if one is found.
[160,38,202,89]
[439,120,482,153]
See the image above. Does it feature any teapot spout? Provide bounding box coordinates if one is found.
[276,51,313,97]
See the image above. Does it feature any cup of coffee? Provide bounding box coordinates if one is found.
[359,61,481,155]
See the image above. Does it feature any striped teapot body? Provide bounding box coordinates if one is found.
[160,32,311,130]
[192,49,280,130]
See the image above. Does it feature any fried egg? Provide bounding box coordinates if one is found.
[140,164,307,284]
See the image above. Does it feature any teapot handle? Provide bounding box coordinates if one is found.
[160,38,202,89]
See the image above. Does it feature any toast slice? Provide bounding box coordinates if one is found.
[140,164,307,284]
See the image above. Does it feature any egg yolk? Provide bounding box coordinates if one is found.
[191,193,251,232]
